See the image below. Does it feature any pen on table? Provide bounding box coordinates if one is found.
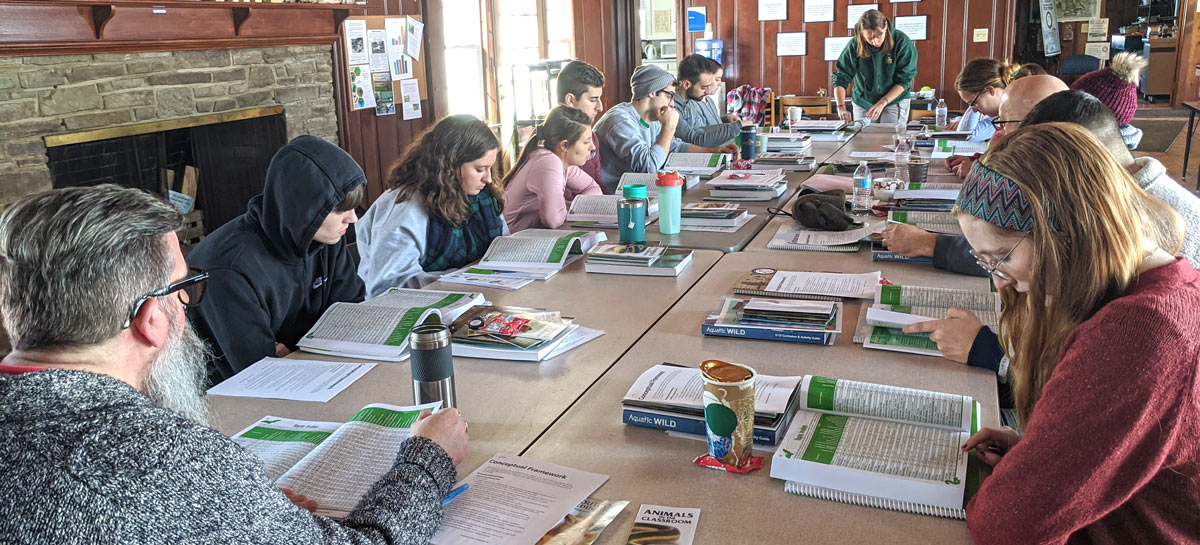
[441,483,469,506]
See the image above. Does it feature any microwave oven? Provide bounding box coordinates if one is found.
[659,41,678,59]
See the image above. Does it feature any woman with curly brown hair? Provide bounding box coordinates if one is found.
[356,115,507,297]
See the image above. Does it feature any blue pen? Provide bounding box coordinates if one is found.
[441,483,469,506]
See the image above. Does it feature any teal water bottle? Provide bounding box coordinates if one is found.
[618,184,648,243]
[655,171,684,235]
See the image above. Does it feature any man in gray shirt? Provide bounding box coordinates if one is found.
[673,54,746,147]
[0,184,468,544]
[593,64,736,192]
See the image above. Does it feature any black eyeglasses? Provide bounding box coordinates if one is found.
[966,90,985,110]
[969,238,1025,282]
[655,89,675,100]
[124,269,209,328]
[992,119,1022,129]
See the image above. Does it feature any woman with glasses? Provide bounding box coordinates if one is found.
[942,123,1199,543]
[950,59,1019,142]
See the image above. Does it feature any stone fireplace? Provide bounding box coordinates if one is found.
[0,45,341,208]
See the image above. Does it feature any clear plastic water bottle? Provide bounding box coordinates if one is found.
[935,98,948,130]
[894,143,909,182]
[852,161,872,215]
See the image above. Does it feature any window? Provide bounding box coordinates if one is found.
[442,0,486,119]
[440,0,574,155]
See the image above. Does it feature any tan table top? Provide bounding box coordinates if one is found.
[210,249,724,473]
[578,171,816,253]
[521,251,997,544]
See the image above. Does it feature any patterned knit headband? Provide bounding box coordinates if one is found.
[956,161,1034,232]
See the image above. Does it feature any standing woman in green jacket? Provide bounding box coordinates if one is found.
[833,10,918,124]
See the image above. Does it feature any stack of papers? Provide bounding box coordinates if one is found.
[664,152,730,176]
[621,363,803,446]
[762,132,812,152]
[930,140,989,159]
[891,188,959,212]
[733,268,883,300]
[438,267,540,290]
[679,202,749,227]
[207,358,376,402]
[448,305,601,361]
[788,120,846,132]
[584,243,694,277]
[753,151,817,171]
[705,169,787,201]
[766,222,885,252]
[702,296,843,345]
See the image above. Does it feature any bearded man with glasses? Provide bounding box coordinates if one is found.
[0,185,468,545]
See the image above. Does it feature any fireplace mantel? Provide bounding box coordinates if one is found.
[0,0,364,56]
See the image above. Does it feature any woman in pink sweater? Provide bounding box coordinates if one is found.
[955,123,1199,544]
[503,107,602,231]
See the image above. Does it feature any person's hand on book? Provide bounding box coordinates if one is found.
[902,307,983,364]
[718,142,740,158]
[280,488,318,513]
[880,224,937,257]
[962,426,1020,467]
[413,408,469,465]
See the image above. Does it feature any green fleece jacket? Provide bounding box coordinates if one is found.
[833,29,918,110]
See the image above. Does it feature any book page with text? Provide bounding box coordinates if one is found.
[875,284,998,313]
[801,375,972,431]
[764,271,881,299]
[275,402,441,517]
[231,417,340,481]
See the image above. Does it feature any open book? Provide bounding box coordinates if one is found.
[616,172,700,194]
[297,288,485,361]
[566,194,659,223]
[770,376,981,519]
[863,284,1000,357]
[231,403,441,519]
[664,152,730,176]
[478,229,606,272]
[887,210,964,236]
[733,268,882,301]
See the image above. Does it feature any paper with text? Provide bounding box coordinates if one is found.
[206,358,375,402]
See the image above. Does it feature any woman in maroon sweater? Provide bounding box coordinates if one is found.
[955,123,1199,544]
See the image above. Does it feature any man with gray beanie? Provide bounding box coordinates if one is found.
[0,184,469,544]
[593,64,736,192]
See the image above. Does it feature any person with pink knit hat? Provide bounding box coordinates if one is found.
[1070,52,1148,149]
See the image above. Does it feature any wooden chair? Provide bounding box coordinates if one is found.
[778,95,833,119]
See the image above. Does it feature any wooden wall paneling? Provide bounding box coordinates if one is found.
[0,5,94,42]
[1174,0,1199,107]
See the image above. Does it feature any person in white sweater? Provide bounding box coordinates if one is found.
[357,115,510,297]
[1020,90,1200,265]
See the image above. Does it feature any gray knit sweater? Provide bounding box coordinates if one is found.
[0,368,456,544]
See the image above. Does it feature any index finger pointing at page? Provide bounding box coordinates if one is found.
[902,319,942,334]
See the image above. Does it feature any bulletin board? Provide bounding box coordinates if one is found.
[341,15,427,119]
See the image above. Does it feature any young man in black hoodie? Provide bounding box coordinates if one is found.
[188,135,366,384]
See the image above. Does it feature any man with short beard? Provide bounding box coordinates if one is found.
[0,185,468,544]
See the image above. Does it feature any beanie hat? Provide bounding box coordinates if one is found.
[630,65,677,100]
[1070,52,1147,124]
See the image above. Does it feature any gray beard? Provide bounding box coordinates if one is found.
[144,310,214,427]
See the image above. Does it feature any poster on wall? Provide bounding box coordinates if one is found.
[1084,42,1111,60]
[347,65,376,110]
[1055,0,1100,22]
[758,0,787,21]
[1040,0,1062,56]
[847,4,879,29]
[777,32,807,56]
[384,17,407,80]
[400,78,422,120]
[805,0,835,23]
[1086,18,1109,41]
[405,16,424,58]
[894,15,927,41]
[687,7,706,32]
[344,20,369,66]
[367,30,389,74]
[373,72,395,116]
[824,36,854,62]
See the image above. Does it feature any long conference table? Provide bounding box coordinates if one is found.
[210,126,993,544]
